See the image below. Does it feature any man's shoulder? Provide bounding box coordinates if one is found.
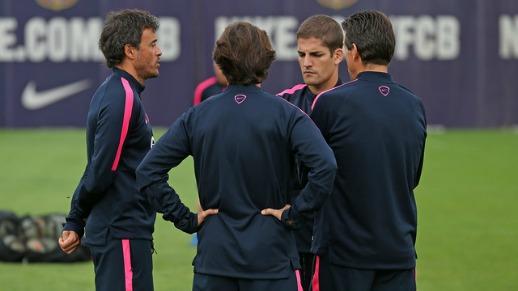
[274,95,311,120]
[92,74,133,108]
[394,83,420,100]
[276,83,308,98]
[194,76,221,105]
[195,76,217,90]
[311,79,359,110]
[331,79,361,94]
[98,73,126,94]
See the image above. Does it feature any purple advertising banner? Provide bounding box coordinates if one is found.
[1,0,517,127]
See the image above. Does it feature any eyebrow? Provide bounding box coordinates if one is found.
[298,50,325,55]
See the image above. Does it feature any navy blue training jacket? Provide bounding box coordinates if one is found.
[277,79,342,253]
[64,68,155,245]
[137,84,336,279]
[310,71,427,269]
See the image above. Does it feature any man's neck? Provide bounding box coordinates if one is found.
[350,63,388,80]
[115,63,144,85]
[358,64,388,75]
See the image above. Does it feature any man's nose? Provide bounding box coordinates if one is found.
[303,56,312,67]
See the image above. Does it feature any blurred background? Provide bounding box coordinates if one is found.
[0,0,517,290]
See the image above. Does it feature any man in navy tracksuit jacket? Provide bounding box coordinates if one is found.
[136,22,336,291]
[58,10,162,291]
[277,15,344,291]
[310,11,427,291]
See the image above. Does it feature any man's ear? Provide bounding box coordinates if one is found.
[124,44,137,61]
[351,43,361,62]
[333,47,344,65]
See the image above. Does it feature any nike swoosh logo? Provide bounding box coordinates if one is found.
[21,79,91,110]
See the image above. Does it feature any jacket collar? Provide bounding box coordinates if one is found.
[112,67,145,94]
[356,71,392,82]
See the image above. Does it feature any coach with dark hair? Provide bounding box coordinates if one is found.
[310,11,427,291]
[137,21,336,291]
[59,9,162,291]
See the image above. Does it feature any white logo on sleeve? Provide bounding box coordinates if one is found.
[21,79,91,110]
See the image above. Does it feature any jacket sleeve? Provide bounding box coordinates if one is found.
[414,101,428,188]
[63,169,88,236]
[64,84,132,236]
[136,111,198,234]
[281,110,337,227]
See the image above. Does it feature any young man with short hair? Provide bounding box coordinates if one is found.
[278,15,344,112]
[277,14,344,291]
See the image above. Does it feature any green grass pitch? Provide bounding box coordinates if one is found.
[0,129,517,290]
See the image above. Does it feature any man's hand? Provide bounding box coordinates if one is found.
[197,208,219,226]
[261,204,291,221]
[58,230,81,254]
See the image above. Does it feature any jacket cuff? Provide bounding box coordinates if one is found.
[281,207,299,229]
[172,212,198,234]
[63,218,85,238]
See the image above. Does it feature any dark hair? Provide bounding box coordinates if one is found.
[213,22,276,85]
[341,11,395,65]
[99,9,159,68]
[297,15,344,53]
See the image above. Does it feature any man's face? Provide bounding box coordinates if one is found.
[134,28,162,80]
[297,37,341,92]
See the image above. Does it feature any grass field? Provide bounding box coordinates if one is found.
[0,129,517,290]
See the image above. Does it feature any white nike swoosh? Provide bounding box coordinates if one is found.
[21,79,91,110]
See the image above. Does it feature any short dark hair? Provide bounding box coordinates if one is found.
[341,11,395,65]
[213,22,276,85]
[99,9,159,68]
[297,15,344,53]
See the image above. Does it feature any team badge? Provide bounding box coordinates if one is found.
[378,85,390,96]
[234,94,247,104]
[35,0,78,11]
[316,0,358,10]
